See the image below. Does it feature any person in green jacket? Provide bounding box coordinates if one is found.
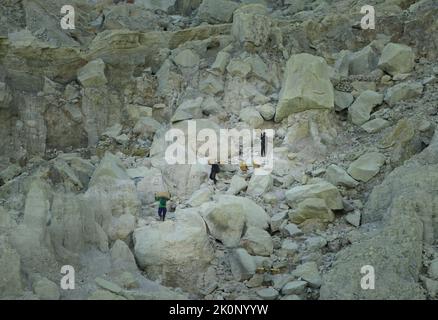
[155,194,168,221]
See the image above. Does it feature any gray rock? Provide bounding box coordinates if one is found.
[133,117,162,136]
[275,53,334,122]
[227,175,248,195]
[0,164,22,183]
[33,278,60,300]
[349,46,379,75]
[281,239,299,255]
[227,58,252,78]
[256,103,276,121]
[320,136,438,299]
[256,287,279,300]
[211,51,231,74]
[361,118,390,133]
[288,198,335,224]
[292,262,322,288]
[324,164,358,188]
[270,211,288,233]
[246,174,273,196]
[281,280,307,295]
[133,210,214,291]
[171,97,204,122]
[240,107,264,128]
[348,90,384,125]
[429,259,438,280]
[347,152,385,182]
[173,49,200,68]
[286,181,344,210]
[188,188,212,207]
[202,195,270,247]
[230,248,257,281]
[0,240,23,298]
[281,294,302,300]
[95,277,123,295]
[305,236,327,251]
[77,59,107,88]
[200,74,224,95]
[232,4,272,51]
[198,0,239,24]
[240,227,273,257]
[384,81,423,106]
[378,43,415,76]
[334,90,354,111]
[281,223,303,237]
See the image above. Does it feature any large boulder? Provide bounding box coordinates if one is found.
[285,181,343,211]
[232,4,271,51]
[378,43,415,76]
[133,209,214,293]
[275,54,334,122]
[202,195,270,247]
[198,0,239,24]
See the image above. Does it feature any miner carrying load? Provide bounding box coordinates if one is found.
[155,191,170,221]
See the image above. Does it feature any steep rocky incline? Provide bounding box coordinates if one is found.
[0,0,438,300]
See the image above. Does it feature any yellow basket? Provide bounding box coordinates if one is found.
[156,191,170,199]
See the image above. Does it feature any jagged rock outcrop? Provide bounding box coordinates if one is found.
[321,132,438,299]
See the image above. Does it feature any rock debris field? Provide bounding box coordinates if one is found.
[0,0,438,300]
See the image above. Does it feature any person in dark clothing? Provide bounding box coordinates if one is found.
[261,132,266,157]
[209,162,220,185]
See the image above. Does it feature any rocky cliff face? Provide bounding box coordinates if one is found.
[0,0,438,300]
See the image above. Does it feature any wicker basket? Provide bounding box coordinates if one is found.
[156,191,170,199]
[253,161,261,168]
